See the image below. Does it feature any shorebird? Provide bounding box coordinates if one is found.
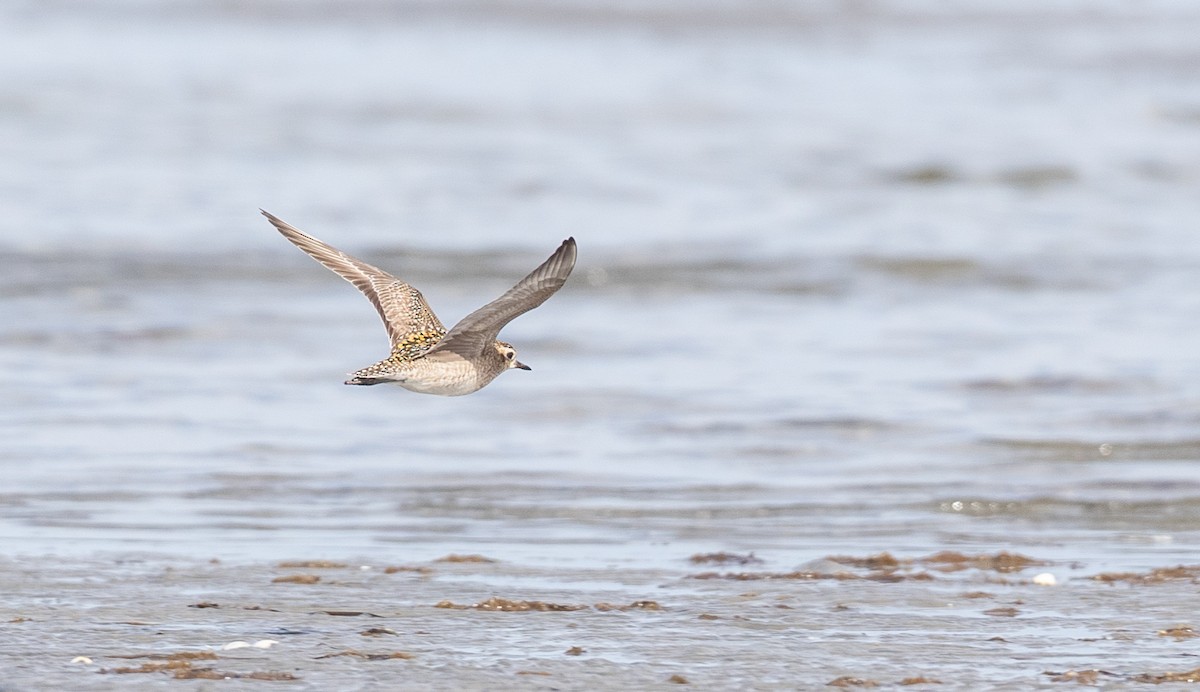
[263,210,576,396]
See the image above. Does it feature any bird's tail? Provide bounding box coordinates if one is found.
[345,376,388,386]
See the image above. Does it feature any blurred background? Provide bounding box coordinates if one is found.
[4,0,1200,666]
[4,0,1200,562]
[5,0,1200,551]
[5,1,1200,685]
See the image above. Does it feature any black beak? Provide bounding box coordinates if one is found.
[515,361,531,371]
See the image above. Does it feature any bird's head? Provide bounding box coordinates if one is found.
[495,341,531,371]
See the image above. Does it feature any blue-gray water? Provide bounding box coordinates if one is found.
[3,1,1200,688]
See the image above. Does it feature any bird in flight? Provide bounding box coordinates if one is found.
[263,210,577,396]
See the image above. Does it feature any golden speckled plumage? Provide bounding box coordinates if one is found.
[263,210,576,396]
[390,328,446,362]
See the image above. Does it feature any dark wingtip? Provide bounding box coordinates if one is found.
[557,237,578,274]
[261,210,299,240]
[260,209,284,227]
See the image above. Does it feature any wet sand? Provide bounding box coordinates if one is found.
[7,550,1200,688]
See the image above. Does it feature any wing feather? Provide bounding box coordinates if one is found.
[262,210,445,346]
[427,237,577,359]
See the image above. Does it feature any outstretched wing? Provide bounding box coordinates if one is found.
[262,210,445,347]
[427,237,576,359]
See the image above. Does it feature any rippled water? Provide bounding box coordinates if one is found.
[3,1,1200,688]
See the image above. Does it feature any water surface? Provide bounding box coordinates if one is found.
[3,1,1200,688]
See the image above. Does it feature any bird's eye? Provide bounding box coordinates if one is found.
[506,351,514,360]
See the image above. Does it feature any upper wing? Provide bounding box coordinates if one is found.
[427,237,577,359]
[262,210,446,346]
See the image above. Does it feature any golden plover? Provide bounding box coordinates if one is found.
[263,210,576,396]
